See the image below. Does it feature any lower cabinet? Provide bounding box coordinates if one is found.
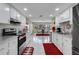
[52,33,72,55]
[0,48,8,55]
[63,38,72,55]
[0,36,17,55]
[57,34,63,53]
[8,36,17,55]
[0,42,8,55]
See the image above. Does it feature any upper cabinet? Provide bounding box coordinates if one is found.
[16,12,21,21]
[60,9,70,19]
[0,3,10,24]
[10,7,26,25]
[0,3,26,25]
[59,8,72,23]
[19,15,26,26]
[10,7,17,19]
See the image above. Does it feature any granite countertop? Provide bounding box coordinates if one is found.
[52,32,72,39]
[0,35,18,45]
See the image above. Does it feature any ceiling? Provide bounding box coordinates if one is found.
[11,3,74,22]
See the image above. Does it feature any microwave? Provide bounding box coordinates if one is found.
[2,28,17,36]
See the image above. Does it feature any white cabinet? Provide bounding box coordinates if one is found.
[11,10,26,25]
[52,33,72,55]
[16,12,21,21]
[0,36,17,55]
[52,33,63,52]
[0,3,10,24]
[59,8,72,23]
[60,9,70,19]
[57,34,63,52]
[0,3,26,25]
[62,37,72,55]
[10,7,17,19]
[0,42,8,55]
[57,35,72,55]
[18,15,26,25]
[8,36,17,55]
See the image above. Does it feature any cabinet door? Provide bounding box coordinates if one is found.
[0,3,10,24]
[61,9,70,19]
[52,33,57,44]
[8,37,17,55]
[10,7,17,19]
[16,12,21,21]
[0,43,8,55]
[63,37,72,55]
[18,15,26,25]
[59,8,71,23]
[57,34,63,52]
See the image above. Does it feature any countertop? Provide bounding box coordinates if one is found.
[52,32,72,39]
[0,35,18,46]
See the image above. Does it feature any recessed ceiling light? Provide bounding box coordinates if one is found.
[24,8,28,11]
[4,7,10,11]
[29,14,32,17]
[55,8,60,11]
[49,14,53,17]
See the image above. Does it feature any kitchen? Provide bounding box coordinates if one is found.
[0,3,79,55]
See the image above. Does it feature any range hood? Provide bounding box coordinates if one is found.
[10,18,21,24]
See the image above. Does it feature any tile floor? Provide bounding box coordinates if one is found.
[26,33,51,55]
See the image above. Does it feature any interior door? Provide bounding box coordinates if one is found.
[72,4,79,55]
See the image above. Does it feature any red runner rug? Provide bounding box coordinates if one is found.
[21,47,34,55]
[43,43,63,55]
[36,34,50,36]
